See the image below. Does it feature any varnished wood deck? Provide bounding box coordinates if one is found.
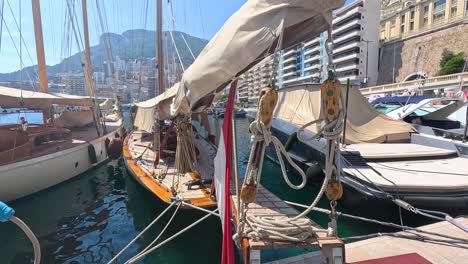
[123,130,217,208]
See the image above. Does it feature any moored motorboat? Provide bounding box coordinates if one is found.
[372,96,468,157]
[259,84,468,210]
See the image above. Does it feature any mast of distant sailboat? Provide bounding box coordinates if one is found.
[31,0,50,126]
[154,0,164,163]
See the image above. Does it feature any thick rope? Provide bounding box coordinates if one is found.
[125,203,182,263]
[107,201,177,264]
[238,110,343,242]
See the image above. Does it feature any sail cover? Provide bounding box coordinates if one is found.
[0,86,92,109]
[133,84,178,131]
[171,0,345,116]
[274,84,417,144]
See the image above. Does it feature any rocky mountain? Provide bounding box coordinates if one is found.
[0,29,208,81]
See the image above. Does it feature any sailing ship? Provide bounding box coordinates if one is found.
[123,0,218,209]
[0,0,123,202]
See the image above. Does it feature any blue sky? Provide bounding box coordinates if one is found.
[0,0,355,73]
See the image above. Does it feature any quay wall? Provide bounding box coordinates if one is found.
[378,22,468,85]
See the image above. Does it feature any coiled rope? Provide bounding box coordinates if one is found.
[238,108,344,242]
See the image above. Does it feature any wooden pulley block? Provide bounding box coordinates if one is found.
[326,180,343,201]
[321,79,341,121]
[255,87,278,129]
[240,182,257,204]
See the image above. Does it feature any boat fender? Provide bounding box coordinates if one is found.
[284,132,298,152]
[108,138,123,160]
[305,163,323,180]
[0,201,15,222]
[105,138,110,153]
[88,144,98,164]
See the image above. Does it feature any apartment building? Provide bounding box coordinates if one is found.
[237,0,380,107]
[380,0,468,41]
[275,0,380,88]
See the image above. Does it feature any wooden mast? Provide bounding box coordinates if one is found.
[81,0,95,97]
[157,0,164,95]
[31,0,48,93]
[153,0,164,164]
[81,0,102,136]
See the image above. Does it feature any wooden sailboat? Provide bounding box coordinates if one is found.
[123,0,217,208]
[0,0,123,202]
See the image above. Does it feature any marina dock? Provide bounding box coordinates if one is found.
[266,217,468,264]
[231,185,344,264]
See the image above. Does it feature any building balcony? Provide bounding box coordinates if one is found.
[333,41,361,55]
[332,18,360,36]
[333,53,360,64]
[304,54,321,64]
[333,29,361,45]
[303,64,321,72]
[283,49,297,57]
[282,71,296,78]
[282,64,296,71]
[335,62,360,73]
[332,6,363,25]
[337,74,359,83]
[303,37,321,47]
[304,46,321,56]
[282,57,297,65]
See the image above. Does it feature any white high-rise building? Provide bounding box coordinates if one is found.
[237,0,380,107]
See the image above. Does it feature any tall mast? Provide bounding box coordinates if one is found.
[31,0,48,93]
[157,0,164,95]
[81,0,95,97]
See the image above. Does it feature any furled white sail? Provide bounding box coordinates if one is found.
[171,0,345,116]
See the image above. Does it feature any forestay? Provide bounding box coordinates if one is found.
[171,0,345,116]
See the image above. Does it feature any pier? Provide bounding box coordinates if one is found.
[266,217,468,264]
[231,185,344,264]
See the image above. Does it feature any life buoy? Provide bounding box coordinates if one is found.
[88,144,98,164]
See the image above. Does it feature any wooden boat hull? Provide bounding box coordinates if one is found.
[122,132,217,209]
[0,121,123,202]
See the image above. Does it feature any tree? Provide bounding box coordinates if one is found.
[438,52,465,76]
[439,49,454,68]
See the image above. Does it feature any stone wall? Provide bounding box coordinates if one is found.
[378,22,468,85]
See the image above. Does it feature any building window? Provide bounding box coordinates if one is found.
[410,21,414,30]
[433,0,446,22]
[410,10,415,19]
[400,14,405,32]
[451,1,457,16]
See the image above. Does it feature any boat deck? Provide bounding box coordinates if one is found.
[231,185,343,262]
[125,131,217,207]
[266,217,468,264]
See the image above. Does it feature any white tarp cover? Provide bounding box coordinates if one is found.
[99,99,113,110]
[171,0,345,116]
[54,110,94,128]
[132,84,179,131]
[0,86,93,109]
[274,85,416,144]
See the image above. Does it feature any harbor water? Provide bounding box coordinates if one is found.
[0,113,435,263]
